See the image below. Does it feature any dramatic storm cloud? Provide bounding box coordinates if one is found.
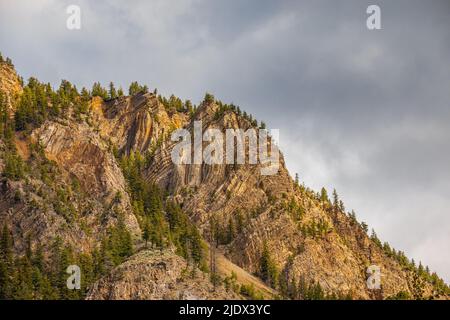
[1,0,449,282]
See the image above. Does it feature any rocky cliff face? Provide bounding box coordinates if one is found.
[0,119,140,254]
[87,249,240,300]
[143,101,430,299]
[0,61,21,115]
[90,93,189,155]
[0,58,447,300]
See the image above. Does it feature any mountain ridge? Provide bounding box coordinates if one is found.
[0,54,448,300]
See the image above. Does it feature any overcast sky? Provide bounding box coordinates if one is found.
[1,0,449,283]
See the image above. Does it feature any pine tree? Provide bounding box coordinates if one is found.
[108,214,133,264]
[332,189,339,210]
[0,224,14,299]
[308,281,325,300]
[78,253,94,296]
[184,100,193,113]
[338,200,345,212]
[418,262,425,276]
[14,255,34,299]
[189,226,206,270]
[108,82,117,99]
[3,153,26,180]
[383,242,392,256]
[279,269,289,298]
[74,87,90,116]
[58,246,76,299]
[259,242,278,288]
[370,229,382,248]
[129,81,147,96]
[142,221,151,248]
[5,57,13,67]
[91,82,108,99]
[320,187,329,203]
[348,210,356,222]
[204,92,215,104]
[32,243,44,272]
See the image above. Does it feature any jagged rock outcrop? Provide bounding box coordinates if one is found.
[31,119,141,238]
[87,249,241,300]
[90,93,189,155]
